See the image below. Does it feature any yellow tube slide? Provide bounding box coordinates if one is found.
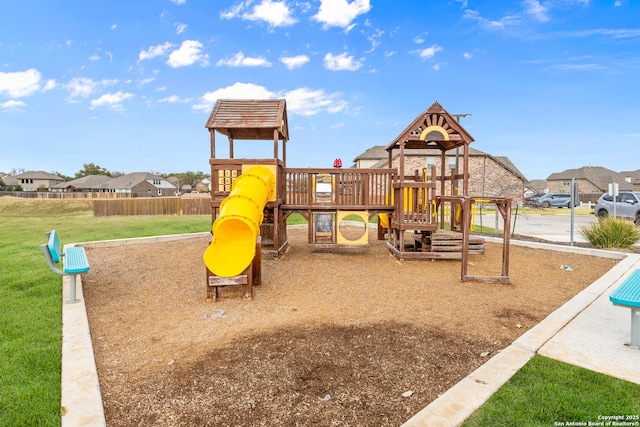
[203,166,275,277]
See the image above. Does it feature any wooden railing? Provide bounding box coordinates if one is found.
[283,168,396,210]
[391,181,438,230]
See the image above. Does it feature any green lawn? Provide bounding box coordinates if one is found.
[1,197,638,426]
[463,355,640,426]
[0,197,211,426]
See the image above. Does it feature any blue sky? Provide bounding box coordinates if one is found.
[1,0,639,180]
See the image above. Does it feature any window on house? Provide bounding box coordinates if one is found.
[448,157,457,171]
[426,157,435,170]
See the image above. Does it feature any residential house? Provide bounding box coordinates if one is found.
[354,146,527,205]
[525,179,547,196]
[99,172,177,197]
[546,166,633,194]
[353,146,388,169]
[621,170,640,191]
[11,171,64,191]
[51,175,112,193]
[195,178,211,193]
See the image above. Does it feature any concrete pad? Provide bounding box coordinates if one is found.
[539,257,640,385]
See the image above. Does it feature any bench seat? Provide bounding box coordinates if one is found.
[63,247,90,274]
[610,269,640,308]
[42,230,90,304]
[609,269,640,349]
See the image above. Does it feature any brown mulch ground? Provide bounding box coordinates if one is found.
[82,226,620,427]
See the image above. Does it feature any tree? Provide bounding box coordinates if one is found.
[74,163,112,179]
[0,177,4,190]
[53,171,73,181]
[162,171,208,189]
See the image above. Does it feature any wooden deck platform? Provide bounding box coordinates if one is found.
[387,229,485,260]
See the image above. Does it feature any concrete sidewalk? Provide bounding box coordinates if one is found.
[60,233,640,427]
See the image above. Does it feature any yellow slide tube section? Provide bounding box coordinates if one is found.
[203,166,275,277]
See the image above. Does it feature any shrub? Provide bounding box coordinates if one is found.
[581,217,640,249]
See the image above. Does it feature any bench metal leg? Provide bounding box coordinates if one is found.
[629,308,640,350]
[68,274,80,304]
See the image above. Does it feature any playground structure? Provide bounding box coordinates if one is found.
[203,99,512,299]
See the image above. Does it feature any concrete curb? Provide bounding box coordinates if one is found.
[60,233,209,427]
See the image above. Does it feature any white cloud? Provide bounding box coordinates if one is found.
[139,42,174,61]
[110,24,117,30]
[89,54,101,61]
[90,91,134,111]
[365,28,384,53]
[221,0,297,27]
[216,51,272,67]
[0,69,42,98]
[170,0,186,4]
[283,87,347,115]
[66,77,118,99]
[280,54,310,69]
[175,22,187,34]
[524,0,550,23]
[43,79,57,91]
[192,82,276,112]
[313,0,371,29]
[192,82,348,116]
[463,52,473,59]
[463,9,520,31]
[1,100,27,111]
[323,52,363,71]
[66,77,98,98]
[158,95,190,103]
[414,44,443,60]
[167,40,209,67]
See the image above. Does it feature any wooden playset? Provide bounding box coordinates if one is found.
[203,99,512,299]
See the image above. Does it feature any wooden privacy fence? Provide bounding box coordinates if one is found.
[93,197,211,216]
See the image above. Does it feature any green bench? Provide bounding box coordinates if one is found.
[609,269,640,349]
[42,230,90,304]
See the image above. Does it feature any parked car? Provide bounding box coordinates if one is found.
[524,192,545,206]
[534,193,576,208]
[594,192,640,225]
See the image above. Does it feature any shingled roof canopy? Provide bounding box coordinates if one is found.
[205,99,289,142]
[385,101,473,152]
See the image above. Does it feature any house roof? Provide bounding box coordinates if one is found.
[366,146,526,180]
[52,175,112,190]
[100,172,172,190]
[547,166,629,191]
[353,145,387,162]
[385,101,474,153]
[205,99,289,142]
[15,170,64,181]
[525,179,547,192]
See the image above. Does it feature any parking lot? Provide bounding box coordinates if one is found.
[475,211,599,244]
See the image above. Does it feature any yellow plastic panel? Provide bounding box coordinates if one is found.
[337,211,369,245]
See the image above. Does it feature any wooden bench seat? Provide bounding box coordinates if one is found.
[42,230,90,304]
[609,269,640,349]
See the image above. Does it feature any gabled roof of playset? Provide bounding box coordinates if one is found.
[385,101,474,152]
[205,99,289,142]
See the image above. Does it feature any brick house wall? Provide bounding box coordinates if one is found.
[390,153,525,205]
[547,178,601,194]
